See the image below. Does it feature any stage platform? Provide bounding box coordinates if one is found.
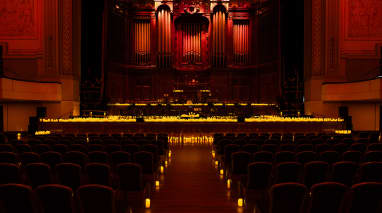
[38,116,345,136]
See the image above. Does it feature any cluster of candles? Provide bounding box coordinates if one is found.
[41,115,343,123]
[168,136,214,144]
[108,103,276,107]
[212,150,244,208]
[34,131,51,135]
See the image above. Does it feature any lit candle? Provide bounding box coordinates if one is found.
[145,198,151,208]
[238,198,244,207]
[227,179,231,189]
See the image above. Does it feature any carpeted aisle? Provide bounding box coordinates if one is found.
[150,144,238,213]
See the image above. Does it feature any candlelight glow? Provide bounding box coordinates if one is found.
[335,130,351,134]
[17,133,21,141]
[35,131,51,135]
[227,179,231,189]
[238,198,244,207]
[220,169,224,175]
[160,166,164,174]
[145,198,151,208]
[40,115,343,123]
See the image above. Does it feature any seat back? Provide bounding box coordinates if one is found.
[77,184,115,213]
[274,162,303,183]
[309,182,348,213]
[117,163,143,191]
[247,162,272,190]
[332,161,358,186]
[56,163,82,190]
[36,184,74,213]
[348,182,382,213]
[303,161,329,188]
[0,163,19,184]
[85,163,111,186]
[269,183,307,213]
[25,163,52,188]
[0,184,35,213]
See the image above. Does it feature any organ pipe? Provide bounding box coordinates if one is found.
[157,8,172,68]
[134,20,151,65]
[233,21,249,65]
[182,22,201,64]
[212,10,226,67]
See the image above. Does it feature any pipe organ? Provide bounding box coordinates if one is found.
[233,21,249,65]
[182,23,202,64]
[212,9,226,67]
[134,20,151,65]
[157,7,172,68]
[107,0,281,103]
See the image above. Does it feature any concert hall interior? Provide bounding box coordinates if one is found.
[1,0,382,213]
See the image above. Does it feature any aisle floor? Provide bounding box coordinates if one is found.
[149,144,240,213]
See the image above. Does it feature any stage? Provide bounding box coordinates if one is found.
[38,116,344,136]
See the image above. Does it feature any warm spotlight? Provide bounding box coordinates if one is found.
[227,179,231,189]
[155,180,160,187]
[145,198,151,208]
[160,166,164,174]
[17,133,21,141]
[220,169,224,175]
[238,198,244,207]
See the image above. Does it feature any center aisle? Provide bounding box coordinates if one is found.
[150,144,238,213]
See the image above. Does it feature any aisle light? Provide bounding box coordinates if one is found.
[168,151,172,158]
[215,161,219,167]
[145,198,151,208]
[227,179,232,189]
[165,160,168,167]
[160,166,164,174]
[17,133,22,141]
[220,169,224,175]
[212,151,216,158]
[155,180,160,187]
[238,198,244,207]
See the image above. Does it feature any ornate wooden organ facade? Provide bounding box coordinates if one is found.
[106,0,280,103]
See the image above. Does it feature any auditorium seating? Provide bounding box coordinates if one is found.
[213,132,382,212]
[1,131,382,212]
[0,133,169,212]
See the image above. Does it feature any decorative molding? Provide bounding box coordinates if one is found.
[312,0,323,76]
[345,0,382,41]
[0,0,37,39]
[62,0,73,75]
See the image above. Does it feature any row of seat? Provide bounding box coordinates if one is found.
[242,161,382,189]
[216,139,380,154]
[0,183,138,213]
[0,143,167,154]
[0,162,147,191]
[0,150,161,174]
[225,150,382,168]
[249,181,382,213]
